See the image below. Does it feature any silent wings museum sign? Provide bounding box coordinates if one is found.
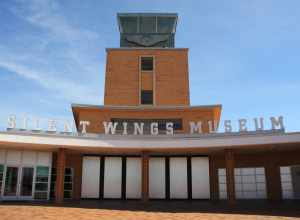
[7,115,285,135]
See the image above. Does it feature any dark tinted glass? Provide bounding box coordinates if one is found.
[64,190,72,199]
[64,183,73,190]
[140,17,156,33]
[157,17,175,33]
[35,183,48,191]
[34,191,48,199]
[20,167,34,196]
[36,166,49,177]
[120,17,138,33]
[65,168,72,175]
[141,57,153,71]
[141,90,153,105]
[64,175,72,182]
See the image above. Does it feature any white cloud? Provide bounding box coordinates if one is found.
[13,0,99,41]
[0,60,99,104]
[0,0,105,105]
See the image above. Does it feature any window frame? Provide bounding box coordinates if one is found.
[140,56,154,72]
[140,90,153,105]
[34,166,50,200]
[50,167,74,200]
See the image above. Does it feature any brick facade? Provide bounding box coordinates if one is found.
[104,49,190,106]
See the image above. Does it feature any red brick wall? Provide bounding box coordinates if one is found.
[104,49,190,106]
[74,106,220,134]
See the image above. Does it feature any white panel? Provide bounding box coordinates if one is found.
[281,174,292,182]
[234,175,242,183]
[235,183,242,191]
[22,151,37,165]
[280,166,295,200]
[191,157,210,199]
[256,175,266,183]
[235,167,267,199]
[6,151,21,164]
[219,175,226,184]
[235,168,241,175]
[81,157,100,198]
[257,183,266,191]
[218,168,227,199]
[218,169,226,176]
[170,157,187,199]
[242,175,256,183]
[255,168,265,174]
[149,157,165,199]
[282,182,293,190]
[243,183,256,191]
[280,167,291,174]
[219,183,227,191]
[242,168,255,175]
[37,152,51,166]
[104,157,122,198]
[126,157,141,199]
[0,150,5,163]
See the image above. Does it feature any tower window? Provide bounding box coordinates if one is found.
[141,90,153,105]
[141,57,153,71]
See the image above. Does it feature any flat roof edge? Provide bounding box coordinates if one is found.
[1,129,300,151]
[71,104,222,110]
[106,48,189,51]
[117,13,178,17]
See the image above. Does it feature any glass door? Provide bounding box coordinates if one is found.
[3,166,34,200]
[4,166,19,198]
[20,167,34,199]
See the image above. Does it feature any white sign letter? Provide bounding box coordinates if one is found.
[166,122,174,135]
[80,121,90,134]
[151,122,159,135]
[33,118,42,131]
[134,123,144,135]
[254,117,264,131]
[189,121,202,134]
[103,122,118,135]
[21,116,28,130]
[208,120,218,133]
[48,119,57,132]
[238,119,248,132]
[122,122,128,135]
[7,115,16,129]
[63,121,73,133]
[270,116,285,130]
[224,120,232,133]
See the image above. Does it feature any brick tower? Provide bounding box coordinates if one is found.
[72,13,221,134]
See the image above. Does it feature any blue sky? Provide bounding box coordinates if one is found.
[0,0,299,132]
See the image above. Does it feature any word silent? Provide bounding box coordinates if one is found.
[7,115,285,135]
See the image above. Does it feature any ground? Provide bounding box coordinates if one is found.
[0,201,300,220]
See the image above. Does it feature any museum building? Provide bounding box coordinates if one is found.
[0,13,299,204]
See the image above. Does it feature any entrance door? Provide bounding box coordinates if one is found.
[19,167,34,199]
[4,166,19,198]
[3,166,34,200]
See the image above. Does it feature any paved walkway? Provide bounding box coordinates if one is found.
[0,200,300,220]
